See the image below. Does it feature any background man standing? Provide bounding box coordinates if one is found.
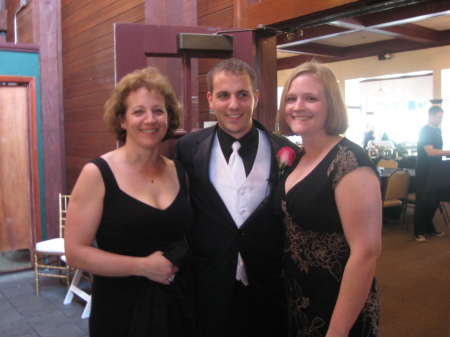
[176,58,296,337]
[413,105,450,242]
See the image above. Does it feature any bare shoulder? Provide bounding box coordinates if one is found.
[72,161,104,197]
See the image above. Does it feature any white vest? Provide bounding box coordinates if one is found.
[210,129,272,228]
[210,129,271,285]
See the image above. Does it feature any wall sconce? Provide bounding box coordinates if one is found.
[378,53,392,61]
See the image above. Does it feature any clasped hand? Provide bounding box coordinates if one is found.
[140,251,178,285]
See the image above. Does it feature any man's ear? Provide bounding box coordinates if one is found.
[254,89,260,108]
[207,91,213,109]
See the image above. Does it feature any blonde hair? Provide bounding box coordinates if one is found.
[104,67,182,142]
[277,62,348,136]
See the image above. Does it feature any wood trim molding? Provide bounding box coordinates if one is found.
[0,75,41,243]
[0,41,39,53]
[234,0,247,28]
[0,9,6,31]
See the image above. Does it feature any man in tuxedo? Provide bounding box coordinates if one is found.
[176,58,296,337]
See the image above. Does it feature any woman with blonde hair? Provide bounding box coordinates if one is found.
[275,62,381,337]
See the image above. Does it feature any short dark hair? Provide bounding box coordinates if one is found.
[428,105,444,115]
[104,67,182,143]
[207,58,257,93]
[277,61,348,136]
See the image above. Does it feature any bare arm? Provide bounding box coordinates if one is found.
[423,145,450,157]
[64,162,177,285]
[326,166,382,337]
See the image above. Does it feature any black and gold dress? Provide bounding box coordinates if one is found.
[274,138,380,337]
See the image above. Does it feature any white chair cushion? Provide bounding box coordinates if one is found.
[35,238,65,253]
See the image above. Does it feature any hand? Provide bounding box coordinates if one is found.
[139,251,179,285]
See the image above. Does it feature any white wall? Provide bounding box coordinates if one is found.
[277,46,450,147]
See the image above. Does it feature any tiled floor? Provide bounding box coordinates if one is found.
[0,269,90,337]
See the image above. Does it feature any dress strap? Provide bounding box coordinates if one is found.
[90,157,121,195]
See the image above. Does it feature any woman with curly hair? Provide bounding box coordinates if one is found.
[65,67,194,337]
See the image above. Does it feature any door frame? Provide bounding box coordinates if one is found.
[0,75,41,247]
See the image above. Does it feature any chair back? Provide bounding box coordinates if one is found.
[59,193,70,238]
[377,158,398,168]
[383,169,410,201]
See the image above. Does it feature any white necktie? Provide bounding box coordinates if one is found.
[229,141,249,285]
[229,141,246,185]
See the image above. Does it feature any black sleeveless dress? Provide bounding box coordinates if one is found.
[274,138,380,337]
[89,157,195,337]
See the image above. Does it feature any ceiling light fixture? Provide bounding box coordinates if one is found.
[378,52,392,61]
[375,80,387,97]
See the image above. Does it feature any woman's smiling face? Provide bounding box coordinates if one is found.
[284,73,329,139]
[121,87,168,147]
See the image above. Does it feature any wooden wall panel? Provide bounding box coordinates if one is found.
[62,1,143,41]
[65,106,106,122]
[64,49,113,74]
[63,76,115,101]
[198,59,219,74]
[0,10,6,43]
[63,61,113,88]
[196,0,234,127]
[198,8,233,27]
[61,0,145,191]
[65,132,115,147]
[198,0,232,20]
[65,145,115,161]
[246,0,359,28]
[65,156,98,189]
[64,91,112,116]
[17,6,32,43]
[65,118,109,134]
[63,6,144,61]
[63,35,113,68]
[61,0,93,21]
[6,0,33,43]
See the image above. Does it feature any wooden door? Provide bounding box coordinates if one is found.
[0,81,37,272]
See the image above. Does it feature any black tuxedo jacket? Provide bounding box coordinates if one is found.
[176,120,296,336]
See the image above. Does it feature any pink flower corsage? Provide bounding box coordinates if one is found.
[277,146,296,178]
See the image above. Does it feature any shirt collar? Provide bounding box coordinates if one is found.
[217,126,259,159]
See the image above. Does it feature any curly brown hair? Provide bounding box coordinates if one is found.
[104,67,182,143]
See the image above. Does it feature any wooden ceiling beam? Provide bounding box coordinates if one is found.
[378,23,440,43]
[360,1,450,28]
[277,25,350,46]
[278,31,450,66]
[246,0,359,29]
[276,0,449,54]
[277,55,337,70]
[279,42,345,58]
